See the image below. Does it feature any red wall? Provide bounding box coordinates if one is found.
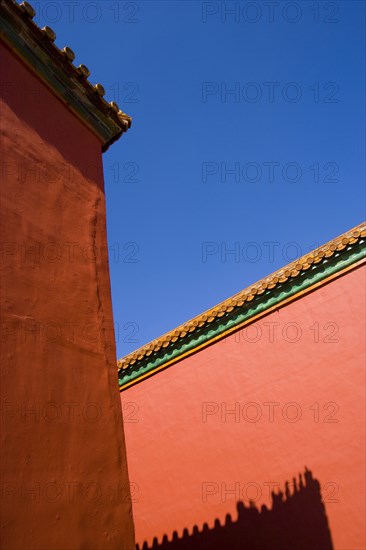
[122,264,365,550]
[1,43,135,549]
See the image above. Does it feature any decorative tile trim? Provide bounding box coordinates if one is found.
[118,222,366,389]
[0,0,131,151]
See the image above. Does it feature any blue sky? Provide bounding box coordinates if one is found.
[34,0,365,358]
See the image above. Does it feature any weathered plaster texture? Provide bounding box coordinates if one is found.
[0,43,135,550]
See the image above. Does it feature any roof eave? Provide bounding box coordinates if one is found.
[118,222,366,390]
[0,0,131,151]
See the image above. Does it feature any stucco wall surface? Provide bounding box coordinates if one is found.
[1,42,135,550]
[123,264,365,550]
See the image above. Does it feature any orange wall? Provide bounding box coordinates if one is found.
[122,264,365,549]
[0,43,135,549]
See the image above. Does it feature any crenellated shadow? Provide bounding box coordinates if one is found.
[137,467,333,550]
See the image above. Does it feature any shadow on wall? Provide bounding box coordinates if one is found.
[137,468,333,550]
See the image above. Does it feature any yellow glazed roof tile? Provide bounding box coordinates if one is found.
[117,222,366,372]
